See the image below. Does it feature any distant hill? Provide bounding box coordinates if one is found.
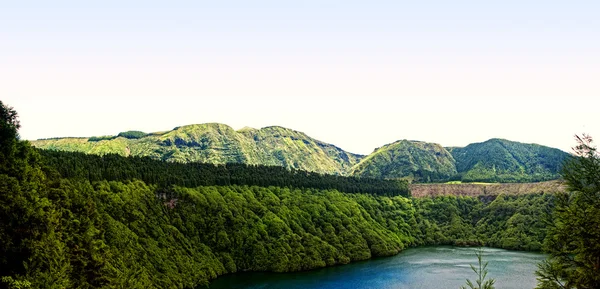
[32,124,570,183]
[351,138,569,182]
[449,138,569,182]
[350,140,457,182]
[32,124,363,175]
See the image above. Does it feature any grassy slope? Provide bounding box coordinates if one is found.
[352,138,568,183]
[350,140,457,182]
[32,124,363,175]
[449,138,569,182]
[32,127,569,182]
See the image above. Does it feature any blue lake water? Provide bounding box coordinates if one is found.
[208,246,546,289]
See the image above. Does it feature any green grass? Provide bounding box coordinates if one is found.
[31,124,568,183]
[32,123,363,175]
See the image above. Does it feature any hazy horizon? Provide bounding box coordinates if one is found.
[2,1,598,155]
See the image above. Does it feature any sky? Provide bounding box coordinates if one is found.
[1,1,599,155]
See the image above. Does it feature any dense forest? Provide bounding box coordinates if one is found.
[1,101,598,289]
[449,138,569,183]
[38,149,409,197]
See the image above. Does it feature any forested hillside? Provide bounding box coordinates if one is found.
[32,126,569,183]
[350,140,457,182]
[38,149,409,197]
[32,124,363,176]
[352,138,568,183]
[0,101,562,288]
[449,138,569,182]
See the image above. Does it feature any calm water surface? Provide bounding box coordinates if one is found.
[208,246,546,289]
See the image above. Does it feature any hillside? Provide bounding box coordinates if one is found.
[5,143,558,287]
[449,138,569,182]
[38,149,409,197]
[33,124,363,175]
[0,101,564,287]
[32,124,570,183]
[351,138,568,183]
[350,140,457,182]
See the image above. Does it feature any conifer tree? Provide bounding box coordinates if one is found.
[536,135,600,289]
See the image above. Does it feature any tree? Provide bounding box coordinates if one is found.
[1,276,31,289]
[536,134,600,289]
[0,100,33,279]
[461,247,495,289]
[0,101,20,168]
[0,101,73,288]
[0,101,19,140]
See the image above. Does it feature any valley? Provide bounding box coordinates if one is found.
[2,102,596,289]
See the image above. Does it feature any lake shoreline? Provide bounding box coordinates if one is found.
[203,246,547,289]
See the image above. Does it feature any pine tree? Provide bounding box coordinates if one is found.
[536,134,600,289]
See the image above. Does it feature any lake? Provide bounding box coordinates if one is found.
[207,246,547,289]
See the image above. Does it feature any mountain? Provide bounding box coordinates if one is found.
[449,138,569,182]
[351,138,569,182]
[32,124,570,183]
[32,124,363,175]
[350,140,458,182]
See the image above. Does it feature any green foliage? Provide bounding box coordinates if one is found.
[451,139,569,183]
[116,131,147,139]
[0,101,20,145]
[409,193,554,250]
[38,149,410,197]
[1,276,31,289]
[0,101,21,177]
[0,103,568,287]
[475,193,552,251]
[351,140,457,182]
[33,125,569,183]
[88,135,116,142]
[33,124,364,175]
[460,247,496,289]
[0,102,75,287]
[350,138,567,183]
[536,135,600,289]
[536,260,570,289]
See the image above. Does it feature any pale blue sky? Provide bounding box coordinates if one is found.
[1,1,599,154]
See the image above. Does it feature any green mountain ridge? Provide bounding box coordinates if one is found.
[449,138,569,182]
[350,140,458,182]
[352,138,569,182]
[2,101,594,288]
[32,124,570,183]
[33,123,363,175]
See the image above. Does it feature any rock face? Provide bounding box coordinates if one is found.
[32,125,570,182]
[32,124,363,175]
